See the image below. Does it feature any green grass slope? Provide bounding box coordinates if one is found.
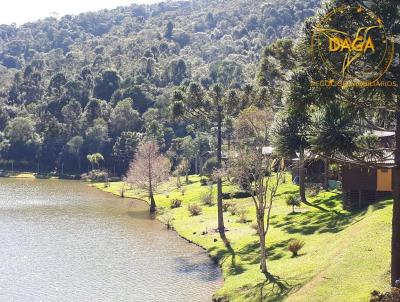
[92,175,391,301]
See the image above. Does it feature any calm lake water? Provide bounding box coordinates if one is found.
[0,178,221,301]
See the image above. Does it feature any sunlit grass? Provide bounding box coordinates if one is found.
[93,175,391,302]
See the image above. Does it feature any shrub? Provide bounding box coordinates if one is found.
[228,203,240,216]
[188,203,203,216]
[307,185,322,197]
[160,214,174,230]
[222,200,231,212]
[170,199,182,209]
[180,187,186,196]
[237,208,248,223]
[201,192,214,206]
[286,194,301,213]
[80,169,109,182]
[370,288,400,302]
[288,239,305,257]
[250,222,259,234]
[202,157,218,176]
[200,178,209,186]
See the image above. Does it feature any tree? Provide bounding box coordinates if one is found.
[288,0,400,285]
[180,136,197,183]
[126,141,170,213]
[85,118,109,153]
[93,70,120,102]
[112,131,140,173]
[286,194,301,214]
[109,98,142,136]
[229,105,284,277]
[271,106,310,203]
[87,153,104,170]
[164,21,174,39]
[2,116,42,161]
[173,83,228,234]
[67,136,84,171]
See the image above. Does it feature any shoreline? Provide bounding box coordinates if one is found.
[91,182,222,265]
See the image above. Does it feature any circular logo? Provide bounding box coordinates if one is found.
[311,5,394,83]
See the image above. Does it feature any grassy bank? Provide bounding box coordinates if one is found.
[93,175,391,301]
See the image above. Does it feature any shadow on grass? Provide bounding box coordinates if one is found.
[240,272,294,302]
[271,195,392,236]
[237,239,291,265]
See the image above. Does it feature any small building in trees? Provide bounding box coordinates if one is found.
[342,161,393,210]
[341,130,395,210]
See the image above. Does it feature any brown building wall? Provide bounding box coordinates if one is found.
[342,166,377,191]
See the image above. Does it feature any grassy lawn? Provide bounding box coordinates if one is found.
[92,175,391,302]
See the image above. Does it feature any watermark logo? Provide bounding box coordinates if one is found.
[311,5,396,88]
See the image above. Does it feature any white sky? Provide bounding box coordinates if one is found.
[0,0,163,25]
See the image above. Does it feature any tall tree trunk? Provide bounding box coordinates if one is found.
[185,159,189,184]
[149,192,156,213]
[323,158,329,190]
[217,107,225,234]
[299,148,307,203]
[392,108,400,285]
[258,215,268,276]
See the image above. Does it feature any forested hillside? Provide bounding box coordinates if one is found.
[0,0,320,174]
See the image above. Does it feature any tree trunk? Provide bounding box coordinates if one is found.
[299,148,307,203]
[78,156,81,172]
[217,107,225,234]
[392,109,400,285]
[259,216,268,276]
[323,158,329,190]
[185,159,189,184]
[149,192,156,213]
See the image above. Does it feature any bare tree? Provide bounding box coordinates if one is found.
[126,141,170,213]
[230,106,285,277]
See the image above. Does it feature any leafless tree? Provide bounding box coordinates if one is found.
[230,106,285,277]
[126,141,170,213]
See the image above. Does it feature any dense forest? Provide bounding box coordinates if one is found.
[0,0,320,175]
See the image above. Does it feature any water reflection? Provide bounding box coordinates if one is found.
[0,178,221,302]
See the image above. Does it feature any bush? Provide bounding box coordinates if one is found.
[188,203,203,216]
[237,208,248,223]
[201,192,214,206]
[228,203,239,216]
[222,200,231,212]
[170,199,182,209]
[200,178,209,186]
[307,184,322,197]
[288,239,305,257]
[202,157,218,176]
[370,288,400,302]
[80,169,109,182]
[160,214,174,230]
[180,187,186,196]
[286,194,301,213]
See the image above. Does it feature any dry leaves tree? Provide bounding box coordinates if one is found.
[126,141,170,213]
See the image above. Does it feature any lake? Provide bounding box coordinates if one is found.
[0,178,221,301]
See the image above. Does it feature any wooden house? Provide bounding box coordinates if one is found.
[341,129,395,210]
[342,165,392,210]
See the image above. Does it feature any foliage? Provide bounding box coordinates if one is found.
[286,194,301,213]
[201,190,214,206]
[288,239,305,257]
[81,169,108,182]
[370,289,400,302]
[170,198,182,209]
[188,203,203,216]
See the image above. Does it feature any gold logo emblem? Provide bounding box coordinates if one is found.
[311,5,396,87]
